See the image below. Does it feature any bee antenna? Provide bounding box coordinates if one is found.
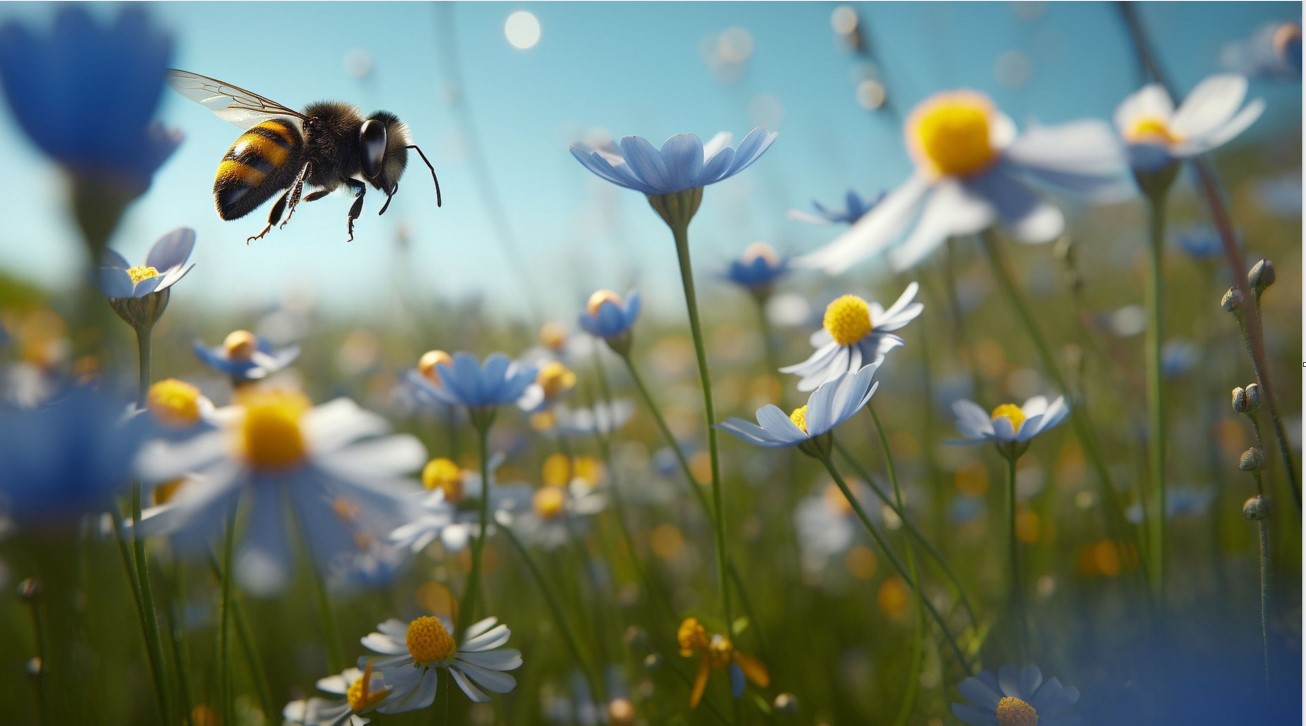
[406,144,443,208]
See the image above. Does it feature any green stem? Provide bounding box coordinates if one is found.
[289,492,346,673]
[231,586,275,721]
[455,424,493,642]
[820,453,972,673]
[22,586,49,725]
[500,522,605,706]
[166,563,193,725]
[219,505,239,726]
[134,325,153,409]
[669,222,734,645]
[131,482,172,723]
[1235,314,1302,511]
[1144,194,1169,606]
[1005,452,1028,664]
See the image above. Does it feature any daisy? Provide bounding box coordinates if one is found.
[193,329,300,383]
[780,283,922,391]
[138,377,218,441]
[389,455,532,554]
[504,477,607,552]
[577,289,641,354]
[719,363,879,457]
[677,617,769,709]
[406,351,537,428]
[797,89,1131,273]
[98,227,196,302]
[787,189,884,226]
[952,664,1080,725]
[723,242,790,299]
[361,614,521,712]
[283,661,390,726]
[951,395,1069,455]
[517,361,578,413]
[1116,74,1264,173]
[570,128,777,197]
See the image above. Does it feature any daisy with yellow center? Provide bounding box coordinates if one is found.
[676,617,770,709]
[952,395,1069,447]
[422,457,464,502]
[720,364,880,451]
[390,453,534,555]
[519,361,578,412]
[951,664,1079,725]
[283,663,391,725]
[194,329,301,382]
[360,615,521,712]
[145,378,211,429]
[780,284,921,392]
[797,89,1131,274]
[1115,74,1264,173]
[98,227,196,300]
[577,288,642,351]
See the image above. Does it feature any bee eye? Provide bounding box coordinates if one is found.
[360,119,388,179]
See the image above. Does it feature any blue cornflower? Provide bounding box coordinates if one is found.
[1171,225,1228,261]
[570,128,778,197]
[720,364,879,455]
[407,352,537,425]
[952,664,1080,725]
[194,330,300,383]
[1126,485,1215,524]
[578,290,641,354]
[724,242,790,298]
[788,189,885,226]
[0,386,148,522]
[0,6,179,195]
[952,396,1069,453]
[99,227,196,299]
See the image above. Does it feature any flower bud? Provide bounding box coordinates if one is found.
[1239,447,1265,471]
[1220,286,1243,313]
[1248,258,1275,295]
[1243,383,1262,413]
[1232,386,1247,413]
[1243,495,1269,521]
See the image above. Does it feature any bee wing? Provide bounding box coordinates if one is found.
[167,69,307,130]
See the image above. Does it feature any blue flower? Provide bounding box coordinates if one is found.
[570,128,778,196]
[952,396,1069,446]
[952,664,1080,725]
[578,289,641,348]
[0,386,147,522]
[0,6,179,193]
[724,242,790,295]
[407,352,537,411]
[720,364,879,449]
[194,330,300,382]
[1171,225,1229,261]
[98,227,196,299]
[788,189,885,226]
[1126,485,1216,525]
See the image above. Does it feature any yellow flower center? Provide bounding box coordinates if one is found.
[909,92,998,178]
[346,660,389,713]
[542,453,572,487]
[789,405,809,433]
[152,478,186,506]
[127,265,159,285]
[539,322,568,351]
[223,330,258,361]
[1126,116,1180,146]
[990,403,1027,433]
[537,361,577,400]
[418,349,453,384]
[422,458,464,502]
[238,391,311,471]
[742,242,779,266]
[573,456,602,487]
[996,696,1039,726]
[677,617,709,656]
[707,634,734,668]
[822,295,872,346]
[533,486,567,519]
[146,378,203,427]
[405,615,457,665]
[586,289,623,316]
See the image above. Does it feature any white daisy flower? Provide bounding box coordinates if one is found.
[362,614,522,712]
[389,454,532,554]
[951,395,1070,453]
[780,283,922,391]
[797,89,1132,273]
[283,661,391,726]
[1116,74,1265,173]
[505,479,608,551]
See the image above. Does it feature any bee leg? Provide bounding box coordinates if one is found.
[246,191,291,244]
[344,178,367,243]
[276,162,314,230]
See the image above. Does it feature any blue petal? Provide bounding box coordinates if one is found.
[131,274,163,297]
[570,146,649,193]
[101,248,130,270]
[624,290,642,325]
[619,136,671,193]
[729,662,745,698]
[699,145,736,184]
[479,353,512,402]
[145,227,196,271]
[722,128,778,180]
[718,417,788,448]
[98,267,134,298]
[660,134,705,192]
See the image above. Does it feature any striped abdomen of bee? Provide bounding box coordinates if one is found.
[213,118,306,220]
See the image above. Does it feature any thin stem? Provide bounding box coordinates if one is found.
[1236,315,1301,510]
[219,505,239,726]
[820,453,972,673]
[231,586,276,720]
[166,563,193,726]
[455,424,492,642]
[134,325,153,409]
[670,222,734,642]
[1005,453,1028,664]
[131,482,172,723]
[1144,194,1169,606]
[289,491,346,673]
[22,586,49,725]
[500,522,605,705]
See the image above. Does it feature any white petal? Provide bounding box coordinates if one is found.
[1170,74,1248,141]
[1114,84,1174,132]
[795,173,932,274]
[887,180,994,270]
[305,399,389,454]
[1176,98,1263,155]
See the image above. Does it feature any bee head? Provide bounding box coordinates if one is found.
[359,111,410,199]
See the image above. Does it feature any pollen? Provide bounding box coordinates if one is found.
[422,458,464,502]
[996,696,1039,726]
[677,617,709,656]
[707,634,734,668]
[539,322,568,351]
[418,350,453,384]
[1126,116,1180,146]
[238,390,311,471]
[146,378,203,427]
[346,660,389,713]
[405,615,456,665]
[586,289,623,317]
[742,242,779,266]
[789,405,809,433]
[990,403,1027,433]
[537,362,577,400]
[822,295,872,346]
[909,92,998,178]
[533,486,567,519]
[223,330,258,361]
[126,265,160,285]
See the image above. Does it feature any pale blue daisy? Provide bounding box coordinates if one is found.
[570,128,778,196]
[952,664,1080,725]
[720,364,879,449]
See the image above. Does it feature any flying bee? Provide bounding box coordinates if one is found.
[166,69,442,243]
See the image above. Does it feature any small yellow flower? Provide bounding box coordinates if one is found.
[676,617,769,709]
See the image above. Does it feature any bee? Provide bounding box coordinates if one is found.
[166,69,442,243]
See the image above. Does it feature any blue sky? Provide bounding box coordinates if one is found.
[0,2,1299,322]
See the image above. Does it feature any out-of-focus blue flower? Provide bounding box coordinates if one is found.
[952,664,1080,725]
[781,283,922,391]
[1221,22,1302,81]
[578,290,641,351]
[1171,225,1229,261]
[570,128,778,196]
[408,352,537,412]
[1253,171,1303,217]
[720,364,879,450]
[0,386,147,522]
[1115,75,1264,173]
[788,189,885,226]
[798,90,1132,273]
[1126,485,1216,525]
[951,395,1069,448]
[1161,340,1200,378]
[98,227,196,299]
[194,330,300,383]
[516,361,577,414]
[723,242,791,296]
[0,6,179,193]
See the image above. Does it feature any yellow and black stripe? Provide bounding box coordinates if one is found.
[213,118,304,220]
